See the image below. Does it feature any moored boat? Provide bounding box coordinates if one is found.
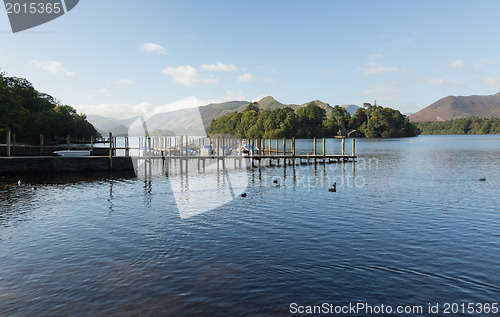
[53,150,91,157]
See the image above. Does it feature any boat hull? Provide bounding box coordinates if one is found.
[53,150,91,157]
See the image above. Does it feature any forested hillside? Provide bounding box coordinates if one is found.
[416,117,500,135]
[0,72,99,143]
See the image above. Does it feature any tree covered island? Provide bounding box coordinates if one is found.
[209,102,420,138]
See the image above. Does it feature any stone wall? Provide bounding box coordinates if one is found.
[0,145,110,156]
[0,156,134,176]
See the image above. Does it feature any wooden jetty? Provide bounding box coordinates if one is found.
[1,130,357,176]
[129,135,357,171]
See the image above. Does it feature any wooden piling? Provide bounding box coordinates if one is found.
[6,130,11,157]
[180,136,184,156]
[40,134,44,156]
[313,138,316,155]
[109,133,113,168]
[352,138,355,156]
[283,138,286,155]
[323,138,326,157]
[12,133,16,156]
[292,138,295,157]
[125,137,129,156]
[341,138,345,156]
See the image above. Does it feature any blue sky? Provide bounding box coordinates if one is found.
[2,0,500,118]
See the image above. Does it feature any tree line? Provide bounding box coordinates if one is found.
[208,102,420,138]
[0,72,100,143]
[416,117,500,135]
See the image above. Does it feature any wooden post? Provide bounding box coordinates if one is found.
[125,136,129,156]
[292,137,295,157]
[180,136,183,156]
[268,139,271,155]
[108,133,113,170]
[6,130,11,157]
[12,133,16,156]
[283,138,286,155]
[313,138,316,155]
[109,133,113,158]
[217,137,220,156]
[186,136,189,165]
[352,138,355,156]
[341,138,345,156]
[40,134,44,156]
[222,137,225,157]
[67,135,70,150]
[323,138,326,157]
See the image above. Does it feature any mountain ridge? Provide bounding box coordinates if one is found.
[409,92,500,122]
[86,96,363,135]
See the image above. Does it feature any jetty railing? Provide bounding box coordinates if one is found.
[2,130,357,164]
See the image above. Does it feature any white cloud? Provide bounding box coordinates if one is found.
[162,65,200,86]
[359,62,406,76]
[428,78,465,87]
[471,59,496,71]
[162,65,219,86]
[115,79,133,85]
[202,75,219,85]
[480,77,500,87]
[221,90,247,101]
[139,43,167,54]
[73,102,154,119]
[263,77,275,84]
[200,61,238,72]
[97,88,109,94]
[360,81,402,99]
[445,59,464,68]
[237,73,256,82]
[30,60,75,76]
[259,66,279,74]
[368,53,383,60]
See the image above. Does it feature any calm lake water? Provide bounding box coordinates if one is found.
[1,135,499,316]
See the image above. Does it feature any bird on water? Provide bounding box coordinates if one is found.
[479,177,486,181]
[241,193,247,197]
[328,182,337,192]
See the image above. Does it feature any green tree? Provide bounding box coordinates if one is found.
[0,72,100,143]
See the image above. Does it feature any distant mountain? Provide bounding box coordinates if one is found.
[409,92,500,122]
[342,104,360,115]
[298,100,333,117]
[199,96,335,128]
[138,107,206,136]
[256,96,285,110]
[87,96,359,136]
[199,100,249,128]
[86,115,139,136]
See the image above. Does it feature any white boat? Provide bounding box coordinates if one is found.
[54,150,91,157]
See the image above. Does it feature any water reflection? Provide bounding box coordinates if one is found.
[1,136,500,316]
